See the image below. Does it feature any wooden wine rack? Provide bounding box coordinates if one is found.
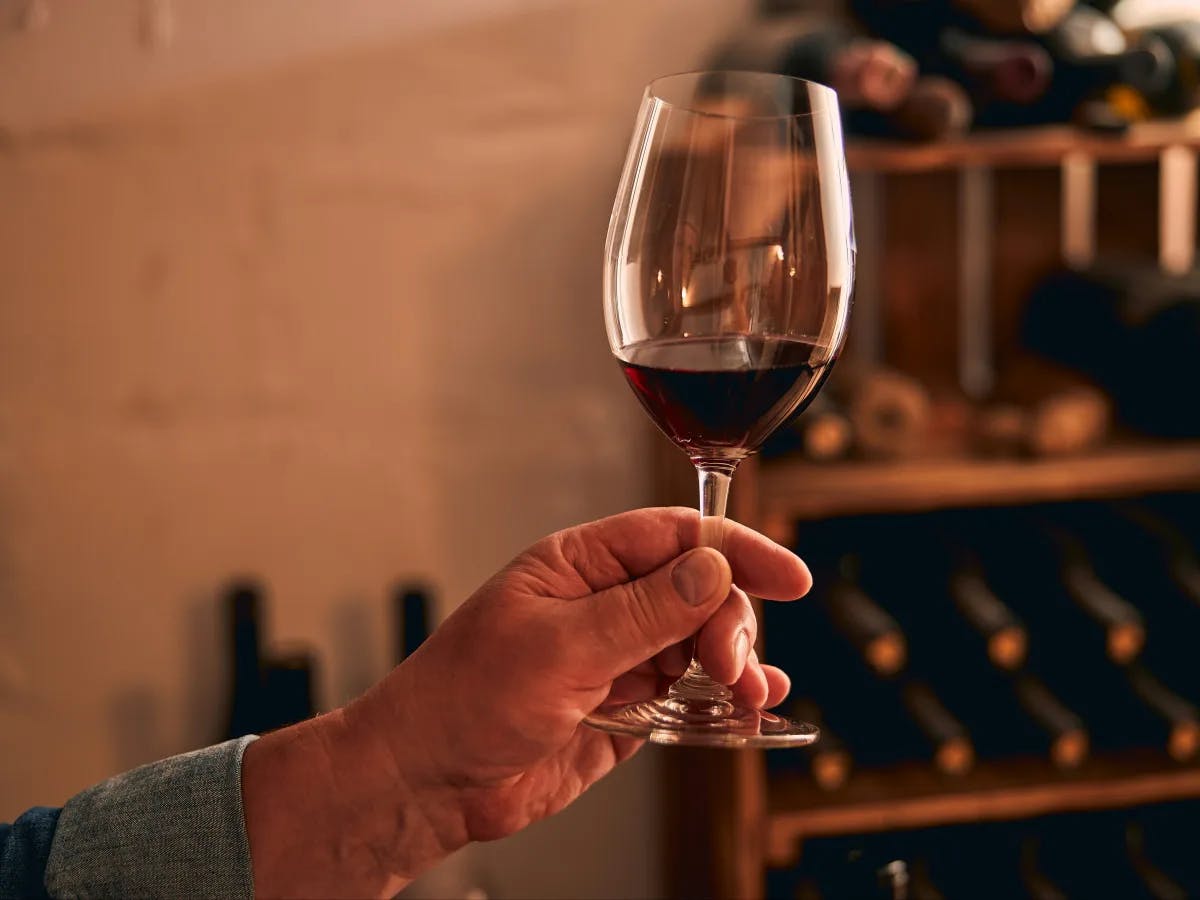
[664,116,1200,900]
[844,109,1200,174]
[758,439,1200,537]
[766,754,1200,866]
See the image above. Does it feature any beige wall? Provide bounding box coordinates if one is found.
[0,0,568,132]
[0,1,751,897]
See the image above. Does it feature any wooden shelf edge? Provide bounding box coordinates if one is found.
[758,441,1200,525]
[846,113,1200,174]
[765,758,1200,866]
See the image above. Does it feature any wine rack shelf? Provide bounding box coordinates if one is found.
[665,92,1200,898]
[766,754,1200,866]
[846,111,1200,173]
[758,440,1200,527]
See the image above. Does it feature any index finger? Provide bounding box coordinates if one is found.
[558,507,811,601]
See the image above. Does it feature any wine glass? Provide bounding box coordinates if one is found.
[586,71,854,747]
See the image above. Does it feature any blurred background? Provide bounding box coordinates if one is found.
[3,0,1200,898]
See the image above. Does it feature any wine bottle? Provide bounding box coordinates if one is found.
[781,29,918,111]
[1011,673,1091,769]
[1132,804,1200,896]
[1043,524,1146,663]
[1141,20,1200,114]
[761,396,854,462]
[946,555,1029,670]
[1052,504,1200,686]
[1111,503,1200,608]
[975,358,1111,458]
[799,407,854,462]
[900,679,976,775]
[1017,836,1071,900]
[223,578,265,740]
[394,582,431,664]
[258,648,317,733]
[938,28,1054,104]
[973,394,1112,457]
[848,75,975,141]
[1037,812,1182,898]
[821,567,908,676]
[902,76,975,140]
[1040,7,1175,119]
[1053,657,1200,760]
[1126,663,1200,761]
[1027,384,1111,456]
[925,6,1168,128]
[829,367,932,460]
[788,697,853,790]
[1126,821,1189,900]
[1023,264,1200,437]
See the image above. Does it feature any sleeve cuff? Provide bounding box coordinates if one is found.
[45,736,258,899]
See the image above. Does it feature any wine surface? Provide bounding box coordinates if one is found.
[618,335,832,460]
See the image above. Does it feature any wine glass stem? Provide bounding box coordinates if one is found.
[697,465,732,550]
[668,463,739,707]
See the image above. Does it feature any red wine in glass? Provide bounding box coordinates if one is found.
[619,335,834,459]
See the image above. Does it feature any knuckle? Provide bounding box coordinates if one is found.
[731,587,758,640]
[625,577,665,643]
[742,609,759,646]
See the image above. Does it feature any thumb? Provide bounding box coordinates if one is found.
[571,547,731,681]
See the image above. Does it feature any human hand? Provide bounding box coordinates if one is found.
[242,507,811,898]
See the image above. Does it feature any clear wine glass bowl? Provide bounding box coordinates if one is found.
[586,70,855,748]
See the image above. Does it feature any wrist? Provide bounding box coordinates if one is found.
[241,700,465,898]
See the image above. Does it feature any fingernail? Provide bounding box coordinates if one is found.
[733,630,751,675]
[672,548,724,606]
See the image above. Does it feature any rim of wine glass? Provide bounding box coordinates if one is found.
[644,69,839,120]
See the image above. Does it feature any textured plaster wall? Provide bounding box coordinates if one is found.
[0,2,751,896]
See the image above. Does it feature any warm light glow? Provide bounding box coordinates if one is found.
[680,286,690,306]
[656,270,663,284]
[774,244,785,261]
[789,267,796,277]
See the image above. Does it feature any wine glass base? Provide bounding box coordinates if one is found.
[584,697,819,748]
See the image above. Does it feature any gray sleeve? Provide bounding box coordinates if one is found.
[44,736,258,900]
